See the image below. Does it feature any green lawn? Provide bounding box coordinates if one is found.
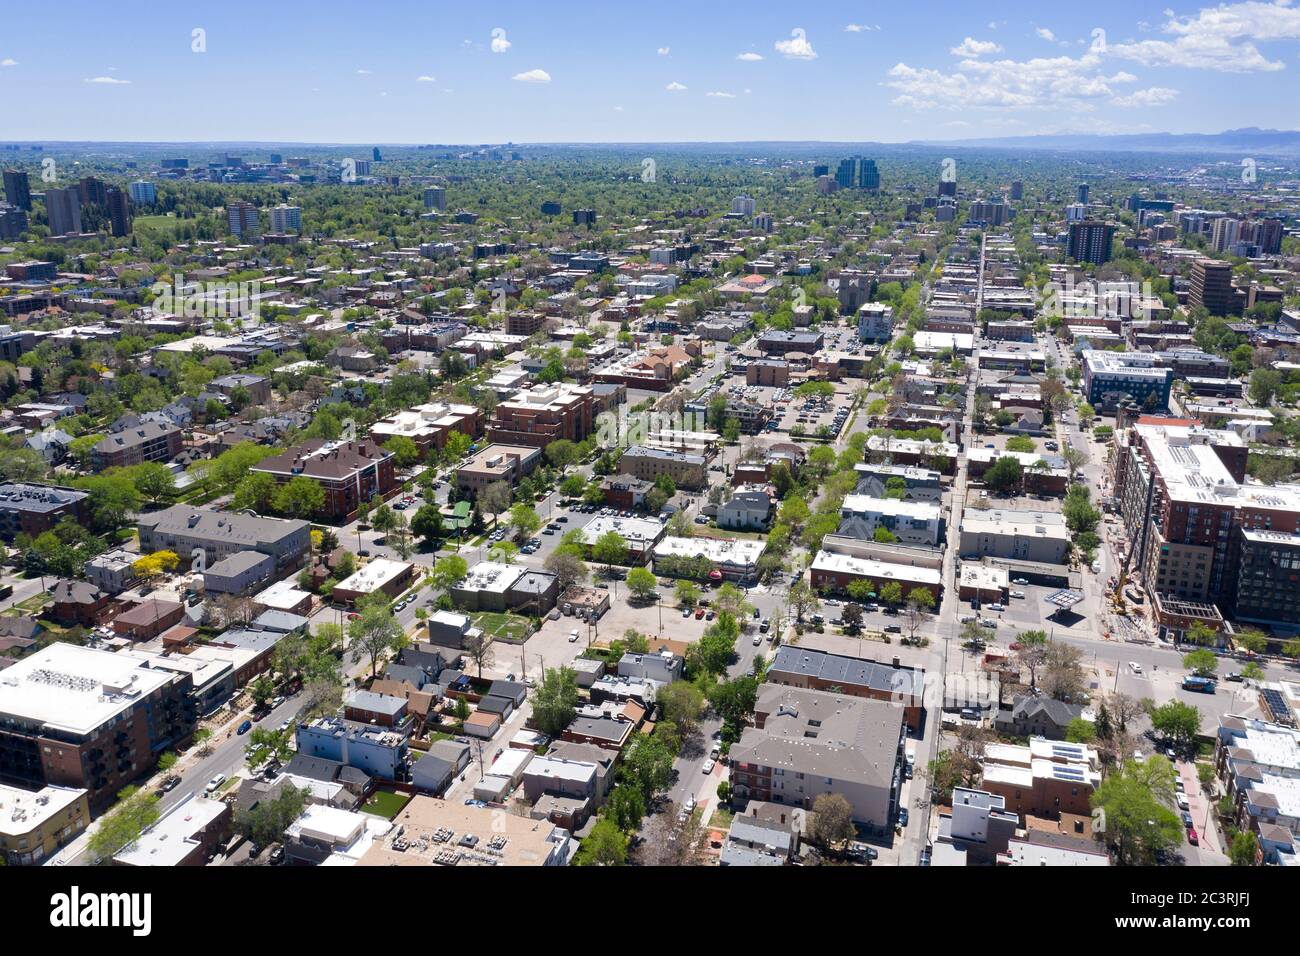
[133,214,179,233]
[361,789,410,820]
[472,611,532,643]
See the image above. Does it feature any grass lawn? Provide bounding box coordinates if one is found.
[472,611,531,643]
[708,804,735,830]
[361,788,410,820]
[133,214,179,233]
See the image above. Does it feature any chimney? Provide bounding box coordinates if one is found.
[892,657,900,668]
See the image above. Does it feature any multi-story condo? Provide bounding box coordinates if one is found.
[1189,258,1240,317]
[423,186,446,210]
[268,203,301,233]
[838,494,942,547]
[250,438,397,522]
[857,302,893,343]
[226,200,260,238]
[0,484,89,541]
[0,643,197,812]
[135,505,311,574]
[91,422,182,470]
[729,684,905,834]
[128,180,156,204]
[3,168,32,210]
[455,444,543,495]
[1081,349,1172,412]
[1066,220,1116,265]
[617,444,707,491]
[487,383,593,449]
[43,187,82,236]
[100,186,130,237]
[369,402,481,455]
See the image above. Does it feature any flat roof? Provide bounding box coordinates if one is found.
[334,557,413,593]
[653,534,765,567]
[841,495,942,521]
[357,795,568,866]
[810,549,943,585]
[0,782,86,837]
[113,793,227,867]
[0,643,176,736]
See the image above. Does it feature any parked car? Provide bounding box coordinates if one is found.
[204,774,226,795]
[1128,661,1143,674]
[1187,827,1199,846]
[695,608,705,619]
[702,759,716,774]
[979,620,997,630]
[898,808,909,827]
[569,630,579,643]
[1011,591,1025,599]
[752,634,762,646]
[237,719,252,735]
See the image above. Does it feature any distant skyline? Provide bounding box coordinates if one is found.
[2,1,1300,143]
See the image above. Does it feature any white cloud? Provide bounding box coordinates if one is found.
[356,68,371,75]
[657,47,670,56]
[886,50,1137,111]
[613,105,624,111]
[490,29,511,54]
[1112,85,1180,107]
[950,37,1003,57]
[665,81,688,91]
[1,58,16,67]
[1036,27,1056,41]
[84,76,130,84]
[844,24,880,33]
[736,52,764,61]
[1109,1,1300,72]
[416,75,437,83]
[706,90,736,98]
[775,28,817,60]
[512,68,551,84]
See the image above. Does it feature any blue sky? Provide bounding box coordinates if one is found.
[2,0,1299,143]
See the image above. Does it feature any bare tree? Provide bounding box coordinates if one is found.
[462,630,495,679]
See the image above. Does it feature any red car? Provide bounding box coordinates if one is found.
[695,608,705,619]
[347,612,360,621]
[1187,827,1199,846]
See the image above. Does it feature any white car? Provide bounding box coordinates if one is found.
[204,774,226,795]
[1128,661,1143,675]
[1010,591,1025,599]
[568,630,579,643]
[752,634,762,646]
[702,759,716,774]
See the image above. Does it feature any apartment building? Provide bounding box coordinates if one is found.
[617,444,707,491]
[959,509,1070,564]
[979,738,1101,819]
[0,484,89,541]
[838,494,942,547]
[728,684,905,833]
[765,645,925,731]
[0,643,197,812]
[369,402,481,455]
[91,422,182,470]
[136,505,310,574]
[455,444,542,495]
[250,438,397,522]
[1081,349,1173,412]
[487,383,593,449]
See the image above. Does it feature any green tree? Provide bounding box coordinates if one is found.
[532,666,580,737]
[87,787,161,862]
[431,554,469,591]
[625,566,658,601]
[382,435,421,469]
[1229,830,1257,867]
[878,581,903,606]
[128,461,178,505]
[347,594,406,679]
[592,530,629,569]
[809,793,856,850]
[410,503,445,544]
[658,681,706,735]
[507,503,542,542]
[273,476,326,519]
[1091,758,1183,865]
[232,471,278,513]
[1182,648,1219,677]
[983,456,1024,493]
[1150,700,1201,749]
[575,817,628,866]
